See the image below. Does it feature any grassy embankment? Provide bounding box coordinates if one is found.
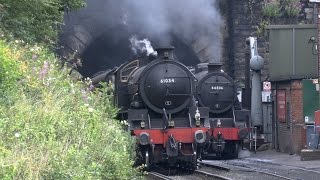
[0,37,141,179]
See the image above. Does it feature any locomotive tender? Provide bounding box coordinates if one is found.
[92,46,250,170]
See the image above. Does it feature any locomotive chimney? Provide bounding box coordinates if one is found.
[196,63,208,73]
[155,46,175,59]
[208,62,222,73]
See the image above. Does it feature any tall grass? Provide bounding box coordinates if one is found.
[0,39,140,179]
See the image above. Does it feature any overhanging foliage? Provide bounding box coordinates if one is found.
[0,0,85,44]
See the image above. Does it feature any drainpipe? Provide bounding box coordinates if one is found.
[314,3,318,24]
[274,82,280,150]
[244,47,251,109]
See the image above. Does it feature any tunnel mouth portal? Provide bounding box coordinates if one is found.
[58,0,222,78]
[74,27,201,77]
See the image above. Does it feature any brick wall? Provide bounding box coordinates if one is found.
[220,0,266,87]
[275,80,305,154]
[290,80,305,153]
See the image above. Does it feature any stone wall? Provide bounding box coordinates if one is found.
[220,0,266,88]
[221,0,316,153]
[221,0,316,88]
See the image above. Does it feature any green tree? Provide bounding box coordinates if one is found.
[0,0,85,44]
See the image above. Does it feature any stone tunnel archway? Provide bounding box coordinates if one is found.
[58,0,221,77]
[59,24,219,77]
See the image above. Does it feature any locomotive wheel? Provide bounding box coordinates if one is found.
[223,142,239,159]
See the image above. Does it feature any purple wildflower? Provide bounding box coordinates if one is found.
[39,61,49,79]
[88,83,94,91]
[32,54,38,60]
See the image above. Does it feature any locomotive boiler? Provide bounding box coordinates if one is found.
[194,63,250,158]
[103,47,209,170]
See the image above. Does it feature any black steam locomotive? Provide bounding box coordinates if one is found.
[194,63,250,158]
[91,46,250,170]
[92,47,209,170]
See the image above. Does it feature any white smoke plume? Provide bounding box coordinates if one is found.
[66,0,223,63]
[107,0,223,62]
[129,35,155,56]
[121,0,223,59]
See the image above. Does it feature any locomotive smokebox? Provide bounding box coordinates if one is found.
[156,46,175,59]
[208,62,223,73]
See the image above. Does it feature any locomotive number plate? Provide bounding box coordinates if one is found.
[160,78,175,83]
[211,86,224,90]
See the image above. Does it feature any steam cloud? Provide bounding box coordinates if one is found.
[129,35,155,56]
[102,0,223,62]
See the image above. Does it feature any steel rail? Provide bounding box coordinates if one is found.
[195,170,233,180]
[200,161,295,180]
[147,172,172,180]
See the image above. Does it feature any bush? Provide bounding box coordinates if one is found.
[262,0,281,19]
[283,0,301,18]
[0,39,22,96]
[0,39,141,179]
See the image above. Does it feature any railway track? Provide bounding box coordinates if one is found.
[198,163,293,179]
[199,159,320,180]
[146,171,172,180]
[145,158,320,180]
[242,158,320,179]
[248,158,320,175]
[198,161,231,171]
[194,170,233,180]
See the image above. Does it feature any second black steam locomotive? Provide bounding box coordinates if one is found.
[194,63,250,158]
[91,46,250,170]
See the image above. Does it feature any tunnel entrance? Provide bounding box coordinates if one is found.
[58,0,222,78]
[77,28,201,77]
